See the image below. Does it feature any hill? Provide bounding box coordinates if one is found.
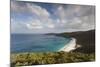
[59,30,95,54]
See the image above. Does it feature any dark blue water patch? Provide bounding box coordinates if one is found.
[11,34,71,53]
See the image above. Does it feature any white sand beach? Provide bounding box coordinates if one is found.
[59,38,76,52]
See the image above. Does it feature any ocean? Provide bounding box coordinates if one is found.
[11,34,71,53]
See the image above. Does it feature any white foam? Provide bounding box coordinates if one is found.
[59,38,76,52]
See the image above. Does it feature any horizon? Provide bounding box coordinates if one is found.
[11,29,95,34]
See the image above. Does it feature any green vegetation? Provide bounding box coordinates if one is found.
[10,30,95,67]
[11,51,95,66]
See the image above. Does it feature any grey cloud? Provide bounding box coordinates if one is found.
[11,1,95,33]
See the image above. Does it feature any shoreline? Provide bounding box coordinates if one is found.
[58,38,77,52]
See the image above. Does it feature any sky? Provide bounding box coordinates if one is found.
[11,1,95,34]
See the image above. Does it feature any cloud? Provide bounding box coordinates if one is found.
[11,1,95,33]
[26,20,43,29]
[54,5,95,31]
[46,23,55,28]
[26,4,50,18]
[11,1,50,18]
[26,19,55,29]
[26,23,43,29]
[11,1,55,29]
[11,19,27,33]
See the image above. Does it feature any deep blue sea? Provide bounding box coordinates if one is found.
[11,34,71,53]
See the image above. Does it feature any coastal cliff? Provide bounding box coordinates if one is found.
[59,30,95,54]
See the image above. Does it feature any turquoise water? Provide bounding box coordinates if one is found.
[11,34,71,53]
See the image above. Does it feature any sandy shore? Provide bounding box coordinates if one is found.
[58,30,95,53]
[59,38,76,52]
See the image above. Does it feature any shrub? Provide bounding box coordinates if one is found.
[11,52,95,66]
